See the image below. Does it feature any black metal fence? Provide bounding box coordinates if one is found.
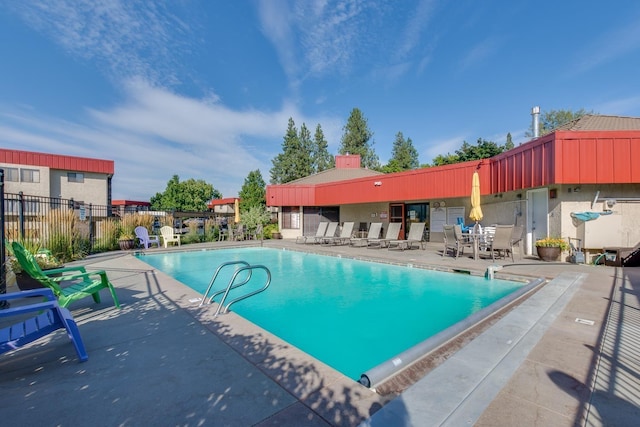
[3,191,118,255]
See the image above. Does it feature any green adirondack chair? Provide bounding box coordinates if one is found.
[11,241,120,309]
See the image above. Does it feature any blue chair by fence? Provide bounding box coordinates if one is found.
[0,288,88,362]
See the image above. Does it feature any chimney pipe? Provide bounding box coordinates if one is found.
[531,106,540,138]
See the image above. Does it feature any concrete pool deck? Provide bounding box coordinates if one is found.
[1,239,638,426]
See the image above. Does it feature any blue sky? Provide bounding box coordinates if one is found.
[1,1,639,201]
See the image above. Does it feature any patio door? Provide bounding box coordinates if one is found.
[527,189,548,255]
[389,203,405,239]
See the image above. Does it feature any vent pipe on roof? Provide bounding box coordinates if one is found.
[531,106,540,138]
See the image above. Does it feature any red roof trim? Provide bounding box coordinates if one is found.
[0,148,114,174]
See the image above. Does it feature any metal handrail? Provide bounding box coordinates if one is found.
[214,265,271,316]
[199,260,251,307]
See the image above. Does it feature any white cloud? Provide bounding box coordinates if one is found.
[0,81,346,200]
[572,17,640,74]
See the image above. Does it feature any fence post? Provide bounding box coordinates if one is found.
[0,169,8,309]
[89,203,94,253]
[18,191,25,239]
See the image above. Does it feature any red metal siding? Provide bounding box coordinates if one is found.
[266,130,640,207]
[554,131,640,184]
[0,148,114,174]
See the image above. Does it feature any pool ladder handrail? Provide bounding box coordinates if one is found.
[199,261,271,317]
[199,261,252,307]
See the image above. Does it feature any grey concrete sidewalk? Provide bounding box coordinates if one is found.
[1,240,638,426]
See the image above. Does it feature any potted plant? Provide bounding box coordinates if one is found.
[535,237,570,262]
[118,214,137,250]
[7,246,64,290]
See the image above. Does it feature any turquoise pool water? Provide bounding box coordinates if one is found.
[136,247,523,380]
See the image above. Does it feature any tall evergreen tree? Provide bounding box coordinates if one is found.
[313,124,334,172]
[338,107,379,169]
[239,169,266,212]
[298,123,314,177]
[270,118,312,184]
[505,132,514,150]
[382,131,419,173]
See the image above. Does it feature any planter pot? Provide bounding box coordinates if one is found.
[119,239,136,250]
[536,246,562,262]
[271,232,282,239]
[15,273,44,291]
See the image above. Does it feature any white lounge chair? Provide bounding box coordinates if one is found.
[367,222,401,248]
[350,222,382,247]
[388,222,426,250]
[160,226,181,248]
[324,222,355,245]
[296,222,328,244]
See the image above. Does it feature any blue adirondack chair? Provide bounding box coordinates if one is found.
[457,217,471,233]
[0,288,88,362]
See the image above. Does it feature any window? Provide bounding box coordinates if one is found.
[3,167,19,182]
[20,168,40,183]
[67,172,84,183]
[281,206,300,229]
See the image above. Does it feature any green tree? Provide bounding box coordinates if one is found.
[239,169,266,212]
[455,138,503,162]
[338,107,379,170]
[505,132,514,150]
[270,118,313,184]
[313,124,334,172]
[150,175,220,211]
[382,131,419,173]
[527,108,593,137]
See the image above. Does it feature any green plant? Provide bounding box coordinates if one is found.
[7,244,63,274]
[535,237,569,251]
[119,213,138,240]
[263,223,279,239]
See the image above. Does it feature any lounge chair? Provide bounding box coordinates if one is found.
[296,222,328,244]
[388,222,426,250]
[324,222,355,245]
[350,222,382,247]
[1,288,88,362]
[160,226,181,247]
[319,222,338,244]
[135,226,160,249]
[443,224,474,258]
[11,241,121,309]
[367,222,401,248]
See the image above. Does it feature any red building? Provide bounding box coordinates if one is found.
[267,115,640,257]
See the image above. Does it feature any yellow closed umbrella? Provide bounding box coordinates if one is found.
[234,198,240,223]
[469,171,483,222]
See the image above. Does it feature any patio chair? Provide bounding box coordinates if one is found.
[367,222,401,248]
[457,217,471,233]
[443,225,474,258]
[135,226,160,249]
[11,241,121,309]
[388,222,426,250]
[1,288,88,362]
[510,226,524,260]
[486,225,515,262]
[350,222,382,247]
[324,222,355,245]
[296,222,328,244]
[160,226,181,247]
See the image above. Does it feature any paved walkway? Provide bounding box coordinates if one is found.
[1,240,638,426]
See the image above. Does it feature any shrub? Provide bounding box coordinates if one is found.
[535,237,569,251]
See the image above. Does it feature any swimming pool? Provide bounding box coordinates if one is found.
[136,247,525,381]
